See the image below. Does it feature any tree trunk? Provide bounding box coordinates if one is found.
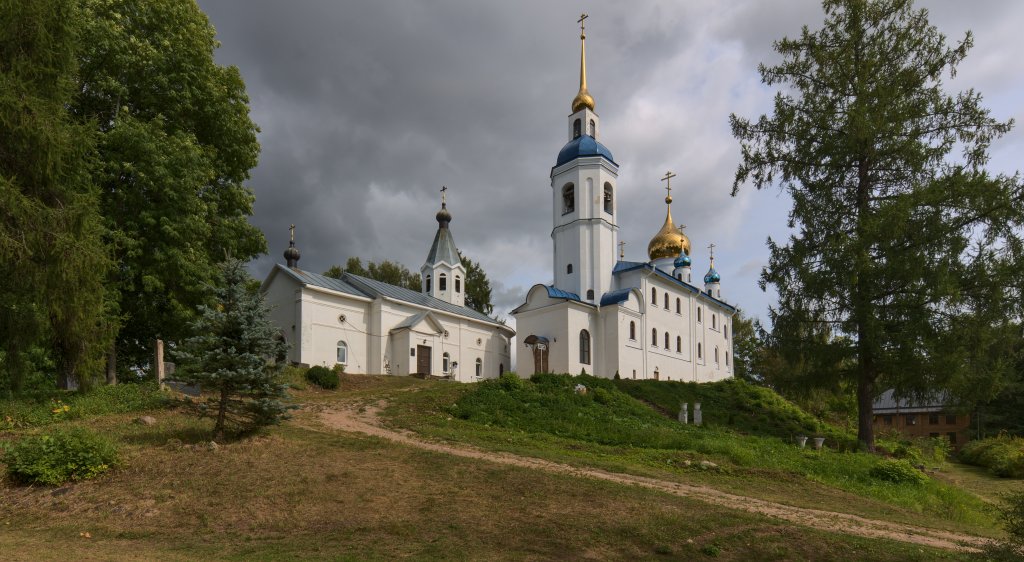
[857,371,876,451]
[106,343,117,385]
[214,385,229,441]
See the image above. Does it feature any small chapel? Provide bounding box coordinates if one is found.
[512,15,736,382]
[261,197,515,382]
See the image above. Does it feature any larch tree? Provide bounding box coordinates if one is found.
[71,0,265,375]
[0,0,114,391]
[730,0,1024,449]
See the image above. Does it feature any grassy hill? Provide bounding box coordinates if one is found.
[0,374,1003,560]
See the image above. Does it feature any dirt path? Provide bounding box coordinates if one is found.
[318,400,986,553]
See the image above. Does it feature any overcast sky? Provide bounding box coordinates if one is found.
[198,0,1024,329]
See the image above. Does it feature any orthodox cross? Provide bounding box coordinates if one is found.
[578,13,588,36]
[289,224,295,242]
[708,242,716,260]
[661,170,676,199]
[618,240,626,260]
[677,224,687,233]
[440,185,448,205]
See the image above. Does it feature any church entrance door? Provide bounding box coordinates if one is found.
[416,345,432,375]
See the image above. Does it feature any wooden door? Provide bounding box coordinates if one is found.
[416,345,431,375]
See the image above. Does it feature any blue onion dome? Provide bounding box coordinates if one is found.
[704,266,720,284]
[674,253,692,268]
[555,135,616,167]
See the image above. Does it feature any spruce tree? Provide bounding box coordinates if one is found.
[175,259,292,440]
[731,0,1024,449]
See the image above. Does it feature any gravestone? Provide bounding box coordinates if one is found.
[678,403,688,424]
[694,402,702,426]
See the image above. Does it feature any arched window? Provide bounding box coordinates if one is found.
[697,307,702,323]
[579,330,591,365]
[603,183,613,214]
[651,287,657,304]
[664,332,670,349]
[687,273,692,283]
[455,276,461,293]
[439,273,447,291]
[499,363,504,375]
[664,293,669,309]
[676,336,681,353]
[589,119,596,136]
[697,342,703,359]
[562,183,575,214]
[725,352,730,367]
[715,346,720,365]
[475,358,483,377]
[677,274,682,281]
[676,298,681,314]
[713,314,717,329]
[425,275,431,292]
[651,328,658,347]
[442,352,451,373]
[567,263,573,274]
[724,325,728,339]
[629,321,636,340]
[586,289,594,300]
[573,118,582,138]
[336,341,348,365]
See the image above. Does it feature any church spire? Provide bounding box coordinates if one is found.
[647,171,689,261]
[571,13,595,113]
[284,224,301,268]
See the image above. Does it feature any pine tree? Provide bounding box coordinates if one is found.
[730,0,1024,450]
[175,259,292,440]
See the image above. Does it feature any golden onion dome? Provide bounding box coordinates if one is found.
[647,194,690,261]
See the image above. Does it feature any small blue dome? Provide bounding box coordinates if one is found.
[704,267,721,284]
[674,254,691,268]
[555,135,616,167]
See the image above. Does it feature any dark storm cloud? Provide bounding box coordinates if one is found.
[198,0,1024,322]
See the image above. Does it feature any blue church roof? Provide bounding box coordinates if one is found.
[599,288,634,306]
[555,135,616,167]
[545,285,582,301]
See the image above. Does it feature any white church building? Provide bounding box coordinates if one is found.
[261,201,514,382]
[512,19,736,382]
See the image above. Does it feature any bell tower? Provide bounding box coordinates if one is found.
[550,14,618,302]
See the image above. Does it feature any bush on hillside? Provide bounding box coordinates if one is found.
[869,459,927,485]
[959,435,1024,478]
[305,365,339,390]
[973,491,1024,561]
[0,383,167,430]
[2,427,119,485]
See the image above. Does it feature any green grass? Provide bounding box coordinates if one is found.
[382,373,999,537]
[0,394,966,561]
[615,377,850,444]
[0,383,168,430]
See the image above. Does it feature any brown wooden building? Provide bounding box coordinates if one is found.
[871,390,972,449]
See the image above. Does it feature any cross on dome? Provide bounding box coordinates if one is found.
[661,170,676,204]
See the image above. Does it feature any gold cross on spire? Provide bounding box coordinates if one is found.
[440,185,447,205]
[289,224,295,242]
[661,171,676,203]
[578,13,588,37]
[618,240,626,260]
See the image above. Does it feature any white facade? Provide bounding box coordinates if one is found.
[511,25,736,383]
[261,207,514,383]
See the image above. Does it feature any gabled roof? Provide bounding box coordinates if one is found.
[390,311,446,334]
[424,227,461,268]
[611,260,737,313]
[265,264,511,333]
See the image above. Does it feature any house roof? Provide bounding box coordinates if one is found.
[424,226,460,268]
[599,287,634,306]
[268,264,511,332]
[872,389,952,414]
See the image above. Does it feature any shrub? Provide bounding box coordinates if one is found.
[0,383,167,430]
[2,428,119,485]
[973,491,1024,561]
[869,459,927,485]
[279,365,308,390]
[305,365,339,390]
[498,371,526,391]
[959,435,1024,478]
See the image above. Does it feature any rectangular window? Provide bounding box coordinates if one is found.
[946,414,957,425]
[929,413,939,425]
[883,415,893,425]
[905,414,917,426]
[929,432,940,438]
[947,432,957,444]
